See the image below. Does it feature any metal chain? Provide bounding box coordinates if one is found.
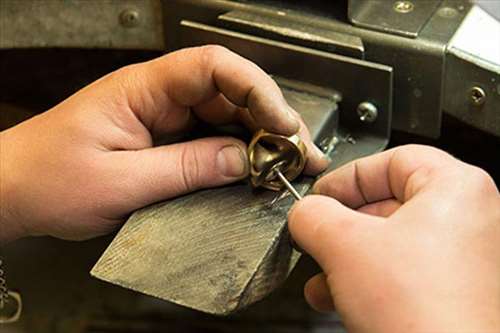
[0,257,8,309]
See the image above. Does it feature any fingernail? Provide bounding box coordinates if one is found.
[217,145,248,178]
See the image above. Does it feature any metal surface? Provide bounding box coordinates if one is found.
[443,5,500,137]
[348,0,442,38]
[178,20,393,141]
[248,130,307,191]
[276,170,303,201]
[2,0,491,138]
[219,10,365,59]
[443,53,500,136]
[162,0,469,137]
[0,0,164,49]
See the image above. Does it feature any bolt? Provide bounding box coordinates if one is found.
[357,102,378,123]
[470,87,486,106]
[394,1,414,13]
[438,7,458,18]
[331,91,343,103]
[119,9,140,28]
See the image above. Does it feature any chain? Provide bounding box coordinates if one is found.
[0,257,8,308]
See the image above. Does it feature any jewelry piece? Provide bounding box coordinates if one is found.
[248,129,307,191]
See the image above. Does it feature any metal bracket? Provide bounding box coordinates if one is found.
[179,20,393,142]
[348,0,442,38]
[218,10,365,59]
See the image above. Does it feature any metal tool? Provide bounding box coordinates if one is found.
[0,257,22,324]
[247,129,307,200]
[275,170,302,201]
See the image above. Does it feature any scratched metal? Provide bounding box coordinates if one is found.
[0,0,165,50]
[91,86,338,315]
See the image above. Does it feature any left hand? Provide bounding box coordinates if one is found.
[0,45,328,243]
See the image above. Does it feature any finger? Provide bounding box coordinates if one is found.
[285,109,329,176]
[194,94,328,175]
[132,45,300,136]
[313,144,457,208]
[192,93,258,130]
[288,195,383,274]
[304,273,335,313]
[110,137,249,208]
[357,199,402,217]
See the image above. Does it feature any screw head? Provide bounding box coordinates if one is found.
[470,86,486,106]
[357,102,378,123]
[394,1,414,13]
[438,7,458,18]
[119,9,140,28]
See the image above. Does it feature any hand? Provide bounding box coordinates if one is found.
[289,145,500,332]
[0,45,328,243]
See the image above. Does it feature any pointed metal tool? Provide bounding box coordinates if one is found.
[275,170,302,201]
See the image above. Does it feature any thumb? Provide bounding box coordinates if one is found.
[118,137,249,207]
[288,195,383,274]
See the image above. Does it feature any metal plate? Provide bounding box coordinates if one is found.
[443,5,500,137]
[219,10,365,59]
[348,0,441,38]
[161,0,469,139]
[0,0,164,50]
[178,20,393,141]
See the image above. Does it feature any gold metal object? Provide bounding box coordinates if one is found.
[0,291,22,324]
[248,129,307,192]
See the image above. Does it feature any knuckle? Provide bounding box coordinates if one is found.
[112,63,140,80]
[464,165,496,192]
[108,63,144,91]
[178,145,202,191]
[198,45,231,67]
[396,144,452,161]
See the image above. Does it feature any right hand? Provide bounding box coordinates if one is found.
[289,145,500,333]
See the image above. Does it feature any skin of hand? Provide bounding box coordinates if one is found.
[289,145,500,333]
[0,45,328,244]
